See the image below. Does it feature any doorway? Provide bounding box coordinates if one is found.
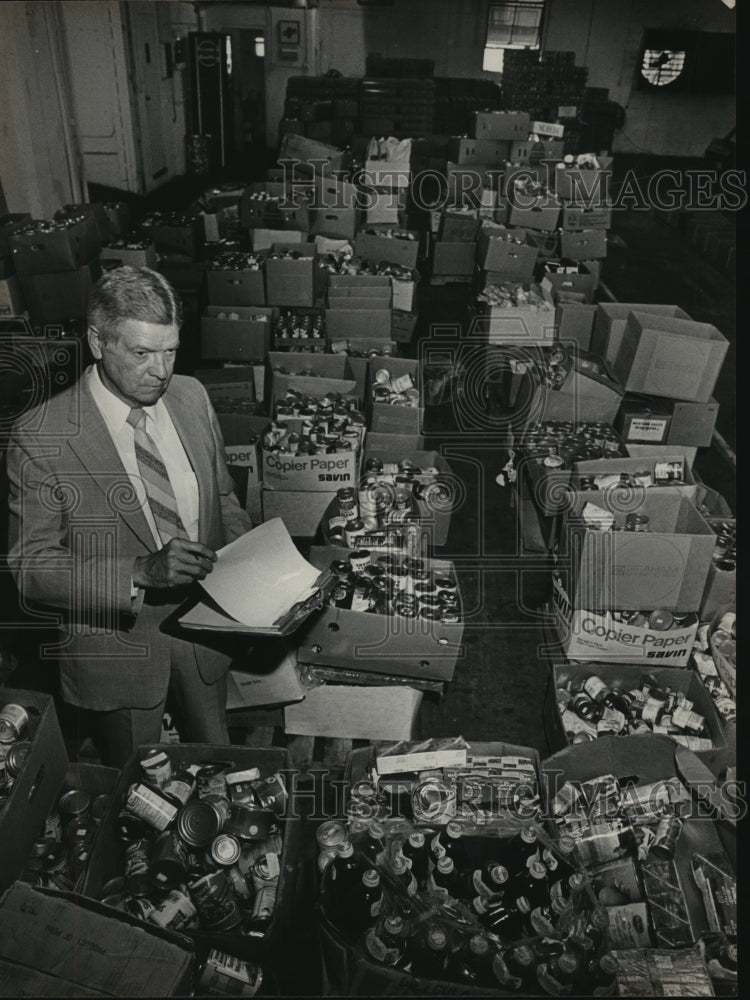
[228,29,266,175]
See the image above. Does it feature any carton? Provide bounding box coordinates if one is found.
[218,413,269,489]
[391,309,418,343]
[545,662,726,761]
[559,491,716,611]
[265,245,321,307]
[82,744,300,957]
[507,200,561,232]
[0,689,67,893]
[354,231,419,269]
[0,883,194,997]
[364,436,458,546]
[227,645,304,709]
[439,207,480,242]
[472,110,531,140]
[362,163,410,189]
[262,445,361,493]
[326,306,392,342]
[267,350,361,410]
[248,228,306,251]
[549,575,699,667]
[195,366,257,403]
[432,242,476,276]
[200,305,275,363]
[311,207,361,240]
[560,205,612,231]
[526,353,624,425]
[367,357,424,434]
[20,262,101,327]
[624,444,698,471]
[141,217,203,258]
[284,684,423,741]
[206,264,266,306]
[476,283,557,346]
[262,488,337,537]
[559,228,607,260]
[555,303,597,351]
[613,313,729,403]
[447,137,511,165]
[696,485,735,619]
[477,232,538,277]
[278,131,347,176]
[541,268,597,304]
[296,546,464,681]
[0,275,23,315]
[9,217,101,277]
[362,186,408,225]
[615,394,719,448]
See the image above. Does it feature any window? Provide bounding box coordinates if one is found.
[485,1,545,52]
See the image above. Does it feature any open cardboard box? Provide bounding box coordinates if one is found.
[613,313,729,403]
[695,484,735,620]
[554,166,611,204]
[261,488,338,537]
[206,262,266,307]
[227,643,304,710]
[367,356,424,434]
[545,662,727,766]
[447,136,511,165]
[264,244,323,307]
[81,744,301,959]
[559,228,607,260]
[558,492,716,612]
[267,350,362,410]
[201,305,275,362]
[540,266,598,304]
[0,883,194,997]
[507,200,561,232]
[592,303,691,366]
[616,394,719,448]
[262,445,361,493]
[278,131,348,177]
[524,350,624,425]
[477,231,538,277]
[548,574,699,668]
[476,282,557,346]
[354,231,419,269]
[296,545,464,681]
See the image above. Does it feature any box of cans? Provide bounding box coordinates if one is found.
[9,216,102,277]
[206,250,266,307]
[296,545,464,681]
[545,662,727,764]
[100,239,158,269]
[200,305,276,363]
[81,744,300,959]
[0,690,68,894]
[354,229,420,270]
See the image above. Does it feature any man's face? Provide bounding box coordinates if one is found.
[89,319,180,407]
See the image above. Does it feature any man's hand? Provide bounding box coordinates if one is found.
[133,538,217,589]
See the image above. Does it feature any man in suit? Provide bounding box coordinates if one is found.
[7,266,252,766]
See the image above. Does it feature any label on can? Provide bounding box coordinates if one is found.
[0,704,28,741]
[199,951,263,997]
[126,783,177,831]
[149,889,197,930]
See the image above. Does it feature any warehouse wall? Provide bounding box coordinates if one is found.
[541,0,735,157]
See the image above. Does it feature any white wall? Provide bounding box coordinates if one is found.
[541,0,735,157]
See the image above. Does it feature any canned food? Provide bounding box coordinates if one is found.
[224,803,275,841]
[63,815,97,847]
[650,816,684,860]
[58,788,92,819]
[649,609,674,631]
[149,889,198,931]
[0,704,29,743]
[116,810,151,842]
[344,518,366,548]
[5,741,32,777]
[199,950,265,998]
[140,748,173,789]
[196,762,231,799]
[625,513,650,532]
[177,798,226,848]
[124,838,153,897]
[188,870,243,931]
[125,782,178,832]
[211,833,242,867]
[150,830,190,889]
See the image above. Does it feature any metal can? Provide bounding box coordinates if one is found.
[625,513,650,532]
[188,870,243,931]
[226,768,262,806]
[650,816,684,860]
[140,748,173,789]
[0,704,29,743]
[4,741,32,777]
[124,838,153,897]
[336,487,359,521]
[649,609,674,631]
[349,550,370,574]
[63,815,97,848]
[116,810,151,842]
[344,518,366,548]
[149,888,198,931]
[210,833,242,867]
[43,808,63,842]
[251,856,279,924]
[58,788,92,820]
[224,803,275,841]
[176,798,226,848]
[125,782,178,832]
[198,949,265,998]
[150,830,190,890]
[196,762,231,799]
[90,794,110,823]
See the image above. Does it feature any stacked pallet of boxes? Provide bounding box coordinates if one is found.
[501,50,588,138]
[360,76,435,139]
[281,75,360,148]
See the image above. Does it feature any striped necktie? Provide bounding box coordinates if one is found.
[126,407,187,545]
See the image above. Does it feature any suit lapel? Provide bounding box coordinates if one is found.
[162,382,212,541]
[66,377,156,551]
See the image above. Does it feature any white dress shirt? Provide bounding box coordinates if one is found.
[87,364,200,547]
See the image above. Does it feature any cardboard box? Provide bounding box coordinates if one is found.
[364,437,458,546]
[218,413,269,489]
[99,242,158,268]
[362,163,410,189]
[554,167,611,204]
[267,351,361,410]
[142,217,203,258]
[297,546,464,681]
[362,186,407,225]
[200,305,275,362]
[206,265,266,306]
[326,306,392,342]
[265,246,320,307]
[311,207,361,240]
[559,491,716,611]
[278,132,347,176]
[476,284,557,346]
[10,217,101,277]
[19,262,101,328]
[626,443,698,470]
[560,228,607,260]
[82,744,300,957]
[549,575,699,667]
[195,366,257,403]
[432,241,476,276]
[391,276,417,312]
[472,110,530,141]
[368,357,423,434]
[439,208,480,243]
[555,303,597,351]
[477,232,538,277]
[560,205,612,231]
[248,228,306,251]
[541,268,597,304]
[591,304,691,366]
[284,684,422,741]
[613,313,729,403]
[616,394,719,448]
[0,958,110,997]
[448,137,511,165]
[0,884,194,997]
[507,200,561,232]
[261,488,337,537]
[227,646,304,709]
[391,309,418,343]
[0,275,24,315]
[262,446,360,493]
[354,231,419,269]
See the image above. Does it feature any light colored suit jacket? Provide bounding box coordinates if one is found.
[6,371,252,711]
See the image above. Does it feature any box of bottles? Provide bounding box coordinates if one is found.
[0,691,69,893]
[9,215,102,277]
[354,229,420,270]
[206,251,266,307]
[560,229,608,260]
[613,314,728,404]
[558,491,716,611]
[296,546,464,681]
[81,744,301,958]
[549,574,700,667]
[0,883,195,997]
[541,733,736,954]
[200,306,276,363]
[591,304,691,365]
[139,212,204,259]
[546,663,727,760]
[265,243,323,307]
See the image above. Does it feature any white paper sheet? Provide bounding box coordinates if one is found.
[180,519,322,631]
